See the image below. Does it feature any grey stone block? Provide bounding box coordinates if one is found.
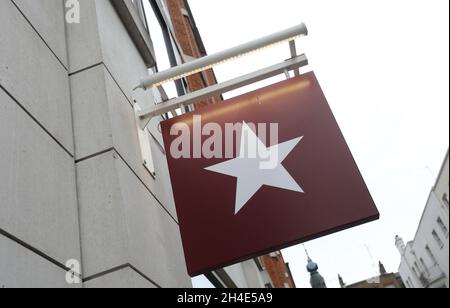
[0,0,74,154]
[76,151,130,277]
[76,150,191,287]
[115,150,191,288]
[95,0,153,106]
[12,0,69,68]
[70,65,177,219]
[0,234,80,288]
[0,88,81,266]
[70,65,113,160]
[66,0,103,73]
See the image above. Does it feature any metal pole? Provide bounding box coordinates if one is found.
[134,23,308,90]
[289,40,300,77]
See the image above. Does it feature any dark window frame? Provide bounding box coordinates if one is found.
[148,0,187,99]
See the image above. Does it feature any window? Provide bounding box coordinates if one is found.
[143,0,184,100]
[432,230,444,248]
[425,245,437,264]
[407,277,414,288]
[254,258,264,272]
[420,258,429,275]
[437,217,449,237]
[443,193,449,209]
[412,262,420,277]
[406,279,412,288]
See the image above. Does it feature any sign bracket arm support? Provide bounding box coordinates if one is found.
[136,54,308,127]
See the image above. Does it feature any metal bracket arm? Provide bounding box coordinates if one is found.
[137,54,308,123]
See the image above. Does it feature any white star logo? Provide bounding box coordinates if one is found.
[205,122,304,214]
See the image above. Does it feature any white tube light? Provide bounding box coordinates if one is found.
[134,23,308,90]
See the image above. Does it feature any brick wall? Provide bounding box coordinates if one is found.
[166,0,221,108]
[261,252,296,288]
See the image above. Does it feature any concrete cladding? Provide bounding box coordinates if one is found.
[1,0,191,287]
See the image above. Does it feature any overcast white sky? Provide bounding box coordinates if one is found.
[184,0,449,288]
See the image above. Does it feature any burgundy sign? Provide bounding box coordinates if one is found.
[161,72,379,276]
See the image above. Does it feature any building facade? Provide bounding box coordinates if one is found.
[163,0,221,108]
[205,260,273,288]
[396,151,449,288]
[0,0,270,288]
[306,255,327,288]
[260,251,296,288]
[340,262,404,289]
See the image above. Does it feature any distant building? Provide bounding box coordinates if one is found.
[304,249,327,288]
[396,151,449,288]
[339,261,404,288]
[260,251,296,288]
[206,259,274,288]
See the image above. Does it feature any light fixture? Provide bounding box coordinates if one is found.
[134,23,308,90]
